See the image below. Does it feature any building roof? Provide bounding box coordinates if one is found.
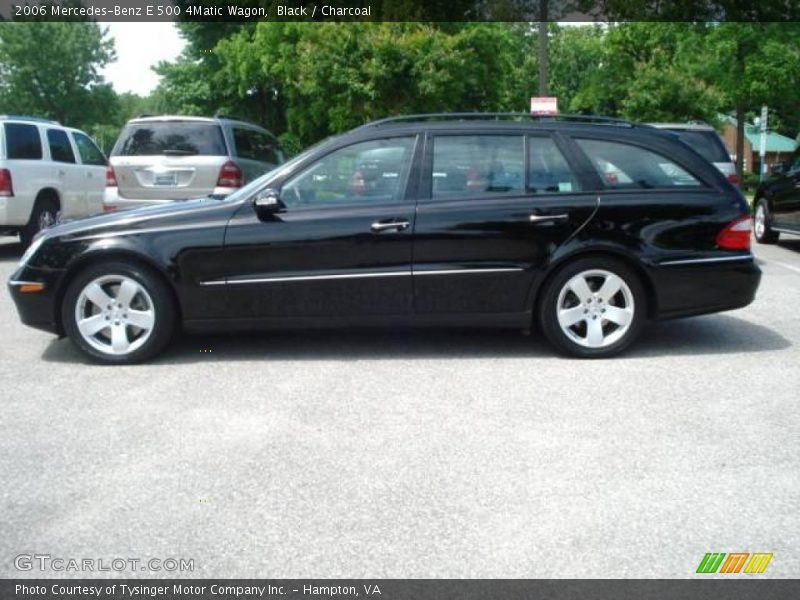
[721,115,796,153]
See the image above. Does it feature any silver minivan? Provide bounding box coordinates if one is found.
[104,115,284,211]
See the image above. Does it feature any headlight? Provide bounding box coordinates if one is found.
[18,235,46,268]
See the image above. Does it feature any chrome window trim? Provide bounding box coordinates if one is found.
[200,267,524,286]
[660,254,753,266]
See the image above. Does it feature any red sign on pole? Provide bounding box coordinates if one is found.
[530,97,558,115]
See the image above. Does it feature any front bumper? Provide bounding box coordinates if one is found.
[7,264,65,335]
[650,256,761,320]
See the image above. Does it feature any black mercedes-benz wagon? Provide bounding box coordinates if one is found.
[8,114,761,363]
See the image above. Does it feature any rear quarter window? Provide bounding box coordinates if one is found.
[71,131,106,166]
[575,138,705,189]
[3,123,43,160]
[113,122,227,157]
[671,130,731,164]
[233,127,282,164]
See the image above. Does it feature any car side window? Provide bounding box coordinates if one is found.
[71,132,106,166]
[47,129,76,164]
[788,150,800,173]
[4,123,43,160]
[281,137,416,207]
[528,137,582,194]
[576,138,703,189]
[432,135,523,199]
[233,128,281,165]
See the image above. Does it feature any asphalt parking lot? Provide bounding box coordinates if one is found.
[0,236,798,579]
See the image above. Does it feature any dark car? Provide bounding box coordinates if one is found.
[753,147,800,244]
[8,113,760,364]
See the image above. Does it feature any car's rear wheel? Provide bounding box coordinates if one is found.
[538,257,646,358]
[754,199,780,244]
[62,261,176,364]
[21,198,59,248]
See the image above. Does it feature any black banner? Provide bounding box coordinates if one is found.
[2,0,800,22]
[2,580,800,600]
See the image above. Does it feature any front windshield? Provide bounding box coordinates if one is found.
[221,137,336,203]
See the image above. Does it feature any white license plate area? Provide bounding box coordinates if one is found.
[153,173,178,186]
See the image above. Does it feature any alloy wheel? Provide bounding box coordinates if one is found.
[556,269,635,349]
[74,275,156,356]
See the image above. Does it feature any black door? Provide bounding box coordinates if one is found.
[221,135,420,319]
[769,149,800,228]
[412,132,598,316]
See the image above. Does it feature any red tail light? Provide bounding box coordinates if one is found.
[105,163,117,187]
[716,216,752,251]
[0,169,13,197]
[726,173,740,186]
[216,161,244,188]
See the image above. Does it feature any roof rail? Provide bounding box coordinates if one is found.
[214,113,245,121]
[359,112,647,129]
[0,114,60,125]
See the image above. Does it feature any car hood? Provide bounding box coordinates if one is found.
[44,197,237,240]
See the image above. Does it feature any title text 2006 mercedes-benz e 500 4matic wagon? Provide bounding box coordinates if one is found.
[8,114,761,364]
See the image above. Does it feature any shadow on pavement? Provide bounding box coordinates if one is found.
[41,313,790,365]
[631,314,791,358]
[776,238,800,254]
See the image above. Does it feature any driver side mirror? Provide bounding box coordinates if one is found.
[253,188,284,219]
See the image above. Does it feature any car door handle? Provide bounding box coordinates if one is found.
[529,213,569,223]
[58,170,66,177]
[371,220,410,233]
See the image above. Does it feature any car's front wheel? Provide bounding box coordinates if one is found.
[62,261,176,364]
[538,257,646,358]
[754,199,780,244]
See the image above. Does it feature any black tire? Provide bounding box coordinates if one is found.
[61,261,176,364]
[21,197,59,248]
[538,257,647,358]
[754,199,780,244]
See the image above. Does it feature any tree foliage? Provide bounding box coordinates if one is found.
[0,22,116,129]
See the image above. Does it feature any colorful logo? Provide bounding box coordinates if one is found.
[696,553,773,574]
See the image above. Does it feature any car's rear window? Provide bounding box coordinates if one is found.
[113,121,227,157]
[3,123,43,160]
[670,130,731,164]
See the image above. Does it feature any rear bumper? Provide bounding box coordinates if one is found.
[0,196,33,228]
[650,255,761,320]
[103,186,238,212]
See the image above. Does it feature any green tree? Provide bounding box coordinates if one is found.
[548,24,606,114]
[211,23,520,147]
[566,23,730,127]
[0,21,117,129]
[693,23,800,176]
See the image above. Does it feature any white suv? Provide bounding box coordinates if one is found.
[0,115,107,247]
[105,115,284,211]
